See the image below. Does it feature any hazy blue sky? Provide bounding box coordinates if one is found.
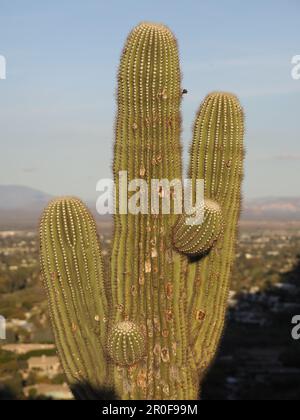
[0,0,299,201]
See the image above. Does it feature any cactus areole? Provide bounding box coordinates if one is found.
[40,22,245,400]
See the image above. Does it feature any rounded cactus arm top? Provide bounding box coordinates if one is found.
[186,93,244,370]
[40,197,109,395]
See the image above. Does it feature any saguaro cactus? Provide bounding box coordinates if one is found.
[40,22,244,400]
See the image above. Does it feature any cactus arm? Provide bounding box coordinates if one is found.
[39,197,110,398]
[110,23,198,399]
[173,199,224,256]
[186,93,244,371]
[39,23,246,401]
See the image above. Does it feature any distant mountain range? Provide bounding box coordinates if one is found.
[0,185,300,230]
[242,197,300,221]
[0,186,53,230]
[0,185,52,210]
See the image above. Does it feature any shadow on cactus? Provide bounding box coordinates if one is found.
[39,22,244,400]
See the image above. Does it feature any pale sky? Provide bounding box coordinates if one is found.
[0,0,299,201]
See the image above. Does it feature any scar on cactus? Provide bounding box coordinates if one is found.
[39,22,245,400]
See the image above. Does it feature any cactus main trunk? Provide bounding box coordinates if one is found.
[110,22,195,400]
[39,22,245,401]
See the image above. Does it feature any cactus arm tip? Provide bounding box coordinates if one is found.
[39,197,110,397]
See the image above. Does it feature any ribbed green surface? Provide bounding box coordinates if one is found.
[39,197,109,397]
[39,24,244,401]
[173,199,224,256]
[186,93,244,370]
[107,321,146,366]
[111,22,193,400]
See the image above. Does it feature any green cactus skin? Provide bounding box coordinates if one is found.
[110,22,191,400]
[173,199,224,256]
[107,321,146,366]
[39,23,244,400]
[186,92,244,373]
[39,197,110,398]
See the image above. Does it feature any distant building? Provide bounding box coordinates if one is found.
[28,356,61,378]
[2,343,55,355]
[24,383,73,400]
[6,319,33,332]
[0,231,17,238]
[0,316,6,340]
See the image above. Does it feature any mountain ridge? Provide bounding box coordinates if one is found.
[0,185,299,230]
[0,185,53,210]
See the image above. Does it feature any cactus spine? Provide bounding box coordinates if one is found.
[40,23,244,400]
